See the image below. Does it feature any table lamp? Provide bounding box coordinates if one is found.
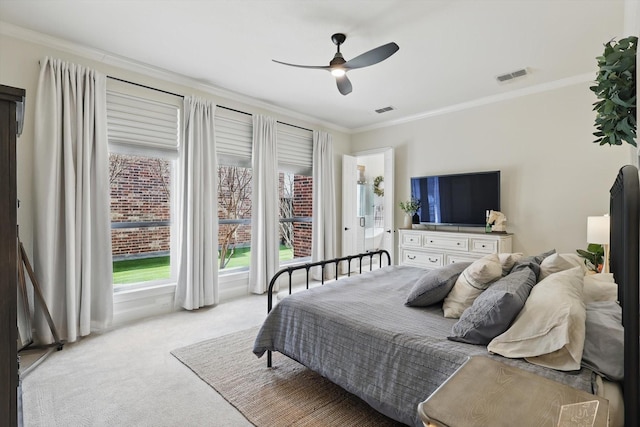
[587,215,610,273]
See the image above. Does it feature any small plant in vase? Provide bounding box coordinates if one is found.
[576,244,605,273]
[399,198,420,228]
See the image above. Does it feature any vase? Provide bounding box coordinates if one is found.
[403,213,413,228]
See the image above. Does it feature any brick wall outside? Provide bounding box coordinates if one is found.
[110,154,170,258]
[111,156,313,261]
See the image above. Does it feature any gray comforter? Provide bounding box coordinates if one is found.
[253,265,596,427]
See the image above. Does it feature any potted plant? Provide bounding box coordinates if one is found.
[590,36,637,147]
[399,198,420,228]
[576,244,605,273]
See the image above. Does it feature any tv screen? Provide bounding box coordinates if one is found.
[410,171,500,226]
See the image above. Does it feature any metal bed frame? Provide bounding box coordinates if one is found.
[266,249,391,367]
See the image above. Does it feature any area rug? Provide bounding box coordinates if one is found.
[171,327,405,426]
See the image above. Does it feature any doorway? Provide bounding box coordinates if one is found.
[342,148,394,270]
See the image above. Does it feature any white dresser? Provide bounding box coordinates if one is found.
[398,228,512,269]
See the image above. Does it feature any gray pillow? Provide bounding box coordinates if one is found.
[511,249,554,280]
[582,301,623,381]
[405,262,471,307]
[448,264,537,345]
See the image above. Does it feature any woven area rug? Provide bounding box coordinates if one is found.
[171,327,405,426]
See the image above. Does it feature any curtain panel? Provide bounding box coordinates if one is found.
[175,96,219,310]
[311,131,337,279]
[33,57,113,343]
[249,115,279,294]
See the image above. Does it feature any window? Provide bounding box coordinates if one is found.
[106,84,180,290]
[277,126,313,266]
[215,109,253,273]
[215,109,313,273]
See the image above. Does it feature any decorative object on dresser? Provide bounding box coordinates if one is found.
[398,229,512,269]
[399,197,420,229]
[0,84,25,427]
[487,209,507,232]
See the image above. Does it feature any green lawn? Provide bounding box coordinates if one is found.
[113,246,294,285]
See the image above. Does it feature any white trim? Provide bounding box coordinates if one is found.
[0,21,350,134]
[353,73,596,133]
[0,22,601,136]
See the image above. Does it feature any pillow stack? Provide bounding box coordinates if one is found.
[404,247,623,375]
[442,253,502,318]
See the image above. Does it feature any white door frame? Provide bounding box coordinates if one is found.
[342,147,394,266]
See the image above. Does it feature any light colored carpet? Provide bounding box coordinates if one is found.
[171,327,406,427]
[21,294,267,426]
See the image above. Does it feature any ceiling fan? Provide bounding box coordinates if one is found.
[272,33,399,95]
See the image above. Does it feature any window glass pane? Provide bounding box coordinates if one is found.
[218,165,252,272]
[110,153,172,287]
[279,172,313,265]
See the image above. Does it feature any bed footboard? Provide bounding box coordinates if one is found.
[265,249,391,367]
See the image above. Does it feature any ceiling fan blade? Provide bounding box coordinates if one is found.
[336,74,352,95]
[344,42,399,70]
[272,59,330,70]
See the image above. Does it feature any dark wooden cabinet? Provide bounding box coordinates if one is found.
[0,84,25,427]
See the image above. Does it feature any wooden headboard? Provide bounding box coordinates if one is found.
[609,164,639,425]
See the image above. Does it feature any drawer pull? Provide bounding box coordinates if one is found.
[481,244,486,248]
[428,257,438,262]
[407,255,416,260]
[456,242,461,246]
[429,240,434,243]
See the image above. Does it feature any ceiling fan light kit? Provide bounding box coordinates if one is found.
[273,33,399,95]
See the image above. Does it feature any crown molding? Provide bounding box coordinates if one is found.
[352,72,595,133]
[0,21,351,134]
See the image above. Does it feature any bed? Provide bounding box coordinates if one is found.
[253,165,639,427]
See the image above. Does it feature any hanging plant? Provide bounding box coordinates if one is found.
[590,36,637,147]
[373,175,384,197]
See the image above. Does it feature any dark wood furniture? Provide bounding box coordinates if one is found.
[0,84,25,427]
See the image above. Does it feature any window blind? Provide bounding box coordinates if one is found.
[215,108,253,168]
[277,125,312,176]
[106,90,179,156]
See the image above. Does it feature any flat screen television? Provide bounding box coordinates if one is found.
[410,170,500,226]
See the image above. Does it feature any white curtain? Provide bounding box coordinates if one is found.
[249,114,279,294]
[175,97,218,310]
[311,131,337,279]
[33,57,113,343]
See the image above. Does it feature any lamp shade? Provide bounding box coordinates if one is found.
[587,215,610,244]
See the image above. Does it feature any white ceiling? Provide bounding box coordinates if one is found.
[0,0,627,131]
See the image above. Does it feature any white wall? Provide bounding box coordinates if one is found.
[0,30,351,323]
[352,82,629,257]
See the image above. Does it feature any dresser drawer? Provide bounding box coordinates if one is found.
[402,232,422,247]
[401,249,443,268]
[423,236,469,252]
[471,238,497,254]
[446,254,481,265]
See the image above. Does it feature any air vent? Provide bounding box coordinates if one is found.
[375,106,395,114]
[496,68,529,83]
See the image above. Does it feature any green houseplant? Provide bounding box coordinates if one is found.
[399,198,420,228]
[576,243,605,273]
[590,36,637,147]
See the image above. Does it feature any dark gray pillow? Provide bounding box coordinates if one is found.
[448,265,537,345]
[511,249,555,280]
[582,301,623,381]
[405,262,471,307]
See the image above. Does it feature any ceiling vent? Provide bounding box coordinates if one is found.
[375,106,395,114]
[496,68,529,83]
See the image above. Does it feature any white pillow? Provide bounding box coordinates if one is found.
[583,273,618,303]
[559,253,590,274]
[498,252,523,276]
[487,267,586,371]
[442,253,502,318]
[539,253,580,281]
